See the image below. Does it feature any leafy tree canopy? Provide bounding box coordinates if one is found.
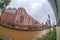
[0,0,11,12]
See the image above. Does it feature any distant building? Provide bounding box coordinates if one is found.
[42,25,49,29]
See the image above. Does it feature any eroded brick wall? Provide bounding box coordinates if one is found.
[1,12,15,25]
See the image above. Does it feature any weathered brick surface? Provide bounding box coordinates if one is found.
[1,7,41,28]
[1,12,15,25]
[15,8,41,26]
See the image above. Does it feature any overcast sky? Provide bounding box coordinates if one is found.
[7,0,56,25]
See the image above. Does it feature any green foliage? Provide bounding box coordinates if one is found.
[39,27,56,40]
[0,38,3,40]
[0,0,11,12]
[53,25,56,27]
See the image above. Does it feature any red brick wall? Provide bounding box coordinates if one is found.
[1,7,41,28]
[42,25,49,29]
[14,23,30,29]
[15,7,41,28]
[1,12,15,25]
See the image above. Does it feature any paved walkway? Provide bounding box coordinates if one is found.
[56,27,60,40]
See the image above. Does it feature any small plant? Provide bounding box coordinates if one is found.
[0,38,3,40]
[38,27,56,40]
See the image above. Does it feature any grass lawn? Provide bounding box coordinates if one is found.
[38,27,56,40]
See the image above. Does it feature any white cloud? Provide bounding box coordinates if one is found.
[7,0,56,25]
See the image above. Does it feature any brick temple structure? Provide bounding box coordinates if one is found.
[1,7,41,29]
[1,8,16,25]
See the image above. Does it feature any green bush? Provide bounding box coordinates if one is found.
[0,38,3,40]
[39,27,56,40]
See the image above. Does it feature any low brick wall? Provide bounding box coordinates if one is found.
[14,23,29,29]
